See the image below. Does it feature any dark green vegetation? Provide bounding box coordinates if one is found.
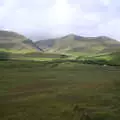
[36,34,120,55]
[0,61,120,120]
[0,51,10,61]
[79,51,120,66]
[0,30,41,52]
[95,51,120,65]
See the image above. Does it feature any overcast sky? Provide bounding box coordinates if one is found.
[0,0,120,40]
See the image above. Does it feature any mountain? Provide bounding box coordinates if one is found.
[0,30,41,52]
[36,34,120,54]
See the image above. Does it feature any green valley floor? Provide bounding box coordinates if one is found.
[0,61,120,120]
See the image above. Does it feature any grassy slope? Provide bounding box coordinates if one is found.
[90,51,120,65]
[10,52,69,61]
[0,30,39,52]
[0,51,69,61]
[0,61,120,120]
[36,34,120,55]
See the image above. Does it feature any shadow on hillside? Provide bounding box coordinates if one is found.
[0,51,10,61]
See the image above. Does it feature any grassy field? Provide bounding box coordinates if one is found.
[89,52,120,65]
[0,51,70,62]
[0,60,120,120]
[0,48,37,54]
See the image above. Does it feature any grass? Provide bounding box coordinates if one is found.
[12,57,55,61]
[75,51,120,66]
[0,51,69,61]
[0,48,37,54]
[0,60,120,120]
[91,52,120,65]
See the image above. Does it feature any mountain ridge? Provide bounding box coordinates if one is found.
[0,30,42,52]
[35,34,120,54]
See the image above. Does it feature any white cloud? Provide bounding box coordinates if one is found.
[0,0,120,40]
[97,18,120,39]
[100,0,112,6]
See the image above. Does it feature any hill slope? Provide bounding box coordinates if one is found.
[36,34,120,54]
[0,30,41,52]
[93,51,120,65]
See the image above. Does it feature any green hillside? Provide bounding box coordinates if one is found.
[75,51,120,66]
[36,34,120,55]
[0,30,41,53]
[93,51,120,65]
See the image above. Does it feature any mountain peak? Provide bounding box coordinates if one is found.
[0,30,42,51]
[68,33,77,36]
[98,36,110,39]
[61,34,83,40]
[36,34,120,54]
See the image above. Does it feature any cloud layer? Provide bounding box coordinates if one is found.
[0,0,120,40]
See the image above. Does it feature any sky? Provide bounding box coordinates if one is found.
[0,0,120,40]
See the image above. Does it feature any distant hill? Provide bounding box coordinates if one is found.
[0,30,42,52]
[36,34,120,54]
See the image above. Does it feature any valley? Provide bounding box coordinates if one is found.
[0,30,120,120]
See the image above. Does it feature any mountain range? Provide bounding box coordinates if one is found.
[36,34,120,54]
[0,30,120,55]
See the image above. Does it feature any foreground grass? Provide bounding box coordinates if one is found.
[0,61,120,120]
